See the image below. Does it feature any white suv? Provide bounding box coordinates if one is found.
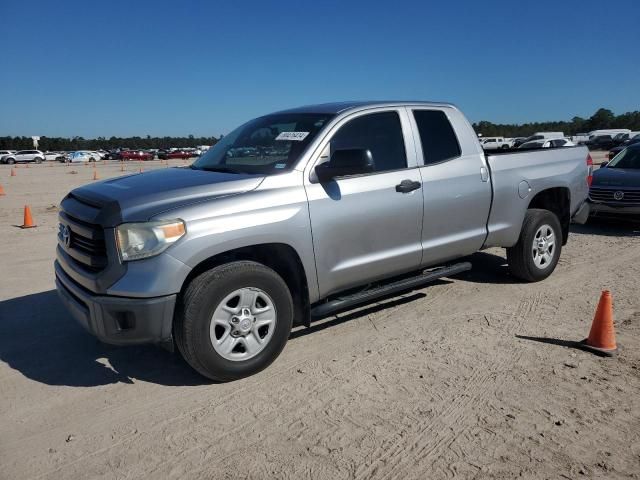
[0,150,16,162]
[1,150,45,164]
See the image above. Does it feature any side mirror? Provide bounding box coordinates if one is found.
[315,148,374,182]
[600,161,609,168]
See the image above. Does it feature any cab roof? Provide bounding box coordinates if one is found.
[272,100,456,115]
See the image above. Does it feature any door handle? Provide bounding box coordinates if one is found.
[395,179,421,193]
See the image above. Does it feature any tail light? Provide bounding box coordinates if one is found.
[586,153,593,186]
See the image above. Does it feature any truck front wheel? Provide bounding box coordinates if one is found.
[506,209,562,282]
[174,261,293,381]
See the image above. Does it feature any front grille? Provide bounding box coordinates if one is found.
[589,187,640,205]
[58,211,108,272]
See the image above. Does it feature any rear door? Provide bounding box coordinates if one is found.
[408,107,492,266]
[305,108,424,297]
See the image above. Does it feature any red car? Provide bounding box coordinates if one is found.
[158,149,194,160]
[120,150,155,161]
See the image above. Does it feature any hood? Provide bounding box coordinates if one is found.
[592,166,640,188]
[69,167,264,226]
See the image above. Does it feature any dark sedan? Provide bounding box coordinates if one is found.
[608,134,640,160]
[585,135,615,150]
[588,144,640,220]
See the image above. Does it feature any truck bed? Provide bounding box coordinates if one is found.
[482,145,590,248]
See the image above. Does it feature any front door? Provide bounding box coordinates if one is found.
[305,109,424,298]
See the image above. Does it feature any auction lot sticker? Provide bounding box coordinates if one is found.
[276,131,309,141]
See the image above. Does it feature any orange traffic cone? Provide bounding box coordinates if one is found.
[10,168,16,177]
[0,184,5,196]
[93,170,99,180]
[581,290,617,356]
[20,205,36,228]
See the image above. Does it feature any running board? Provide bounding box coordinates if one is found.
[310,262,472,319]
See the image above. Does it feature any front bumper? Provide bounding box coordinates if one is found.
[588,201,640,218]
[55,260,176,346]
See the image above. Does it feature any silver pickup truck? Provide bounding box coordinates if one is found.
[55,101,591,381]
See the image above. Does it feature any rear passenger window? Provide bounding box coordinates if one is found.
[412,110,461,165]
[330,111,407,172]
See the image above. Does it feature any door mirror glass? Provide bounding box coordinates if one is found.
[315,148,374,181]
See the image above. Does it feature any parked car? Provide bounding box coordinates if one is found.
[521,132,565,144]
[585,135,615,150]
[54,101,591,381]
[120,150,155,161]
[607,134,640,160]
[588,143,640,220]
[587,129,630,139]
[68,151,101,163]
[511,137,528,148]
[571,133,590,144]
[158,149,193,159]
[611,131,640,147]
[0,150,16,162]
[480,137,511,150]
[44,151,66,162]
[1,150,45,164]
[519,138,575,149]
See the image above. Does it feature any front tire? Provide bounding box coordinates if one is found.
[507,209,562,282]
[175,261,293,382]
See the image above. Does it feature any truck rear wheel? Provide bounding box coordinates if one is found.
[506,209,562,282]
[174,261,293,381]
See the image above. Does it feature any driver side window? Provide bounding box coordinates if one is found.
[330,111,407,173]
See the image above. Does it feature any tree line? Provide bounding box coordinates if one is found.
[473,108,640,138]
[0,135,220,151]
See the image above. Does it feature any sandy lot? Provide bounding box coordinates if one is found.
[0,154,639,479]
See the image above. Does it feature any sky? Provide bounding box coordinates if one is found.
[1,0,639,138]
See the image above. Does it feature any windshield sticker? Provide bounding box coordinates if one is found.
[274,163,287,169]
[276,131,309,141]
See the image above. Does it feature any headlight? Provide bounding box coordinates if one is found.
[116,219,186,261]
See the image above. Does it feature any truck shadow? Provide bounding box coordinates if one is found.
[455,251,519,285]
[0,290,207,387]
[570,218,640,237]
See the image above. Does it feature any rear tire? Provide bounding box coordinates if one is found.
[35,157,43,164]
[507,209,562,282]
[175,261,293,382]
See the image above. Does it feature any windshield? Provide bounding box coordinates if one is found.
[608,147,640,169]
[192,113,334,175]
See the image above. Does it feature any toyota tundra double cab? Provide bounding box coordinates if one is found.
[55,101,591,381]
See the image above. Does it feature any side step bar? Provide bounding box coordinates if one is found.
[310,262,471,319]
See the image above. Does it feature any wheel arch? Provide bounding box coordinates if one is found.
[181,243,310,327]
[527,186,571,245]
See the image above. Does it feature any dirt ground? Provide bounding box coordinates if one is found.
[1,153,639,480]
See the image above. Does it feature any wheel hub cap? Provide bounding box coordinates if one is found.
[532,224,556,270]
[209,287,277,362]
